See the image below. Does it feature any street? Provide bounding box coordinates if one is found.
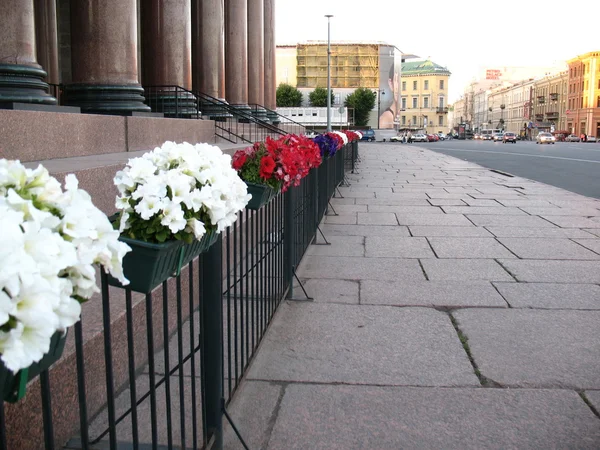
[396,139,600,199]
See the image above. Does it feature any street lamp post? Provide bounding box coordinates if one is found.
[325,14,333,132]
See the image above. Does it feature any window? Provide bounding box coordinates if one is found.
[438,96,444,108]
[439,116,444,126]
[424,80,429,90]
[412,116,417,125]
[402,81,406,91]
[423,116,428,126]
[413,80,417,90]
[402,115,406,125]
[401,97,406,110]
[597,96,600,108]
[439,80,444,89]
[412,97,417,108]
[598,80,600,89]
[423,97,429,108]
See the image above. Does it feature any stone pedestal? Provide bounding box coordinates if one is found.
[0,0,56,105]
[64,0,149,114]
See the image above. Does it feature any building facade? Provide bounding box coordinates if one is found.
[531,71,568,133]
[399,60,451,132]
[566,51,600,137]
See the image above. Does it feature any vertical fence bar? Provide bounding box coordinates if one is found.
[188,260,199,450]
[176,276,186,447]
[161,282,173,450]
[145,291,158,450]
[100,272,117,449]
[259,207,265,336]
[284,189,294,298]
[233,225,239,393]
[40,371,55,450]
[245,211,250,366]
[0,401,6,450]
[226,228,232,398]
[74,320,89,450]
[125,290,139,450]
[239,211,246,371]
[251,212,256,350]
[201,235,224,449]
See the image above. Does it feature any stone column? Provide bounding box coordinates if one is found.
[247,0,266,120]
[141,0,196,117]
[64,0,150,114]
[34,0,59,85]
[225,0,250,115]
[0,0,56,105]
[263,0,278,123]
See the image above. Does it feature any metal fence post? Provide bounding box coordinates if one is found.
[284,189,294,299]
[201,235,224,449]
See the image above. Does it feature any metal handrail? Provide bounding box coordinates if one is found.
[248,103,318,135]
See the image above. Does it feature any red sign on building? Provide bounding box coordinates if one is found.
[486,69,502,80]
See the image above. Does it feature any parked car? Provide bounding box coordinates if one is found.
[390,135,404,142]
[502,132,517,143]
[565,134,581,142]
[437,133,447,140]
[360,130,376,142]
[426,134,438,142]
[493,133,504,142]
[585,136,597,143]
[412,134,428,142]
[536,132,556,144]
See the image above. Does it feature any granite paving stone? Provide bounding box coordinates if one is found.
[355,197,431,206]
[367,205,444,214]
[322,204,367,214]
[361,280,507,307]
[485,227,595,238]
[454,309,600,389]
[426,192,470,199]
[357,212,398,225]
[462,199,502,207]
[396,212,473,226]
[247,303,479,386]
[442,206,528,215]
[420,259,515,281]
[498,237,600,259]
[376,191,429,199]
[585,390,600,412]
[329,197,356,205]
[320,224,410,237]
[494,282,600,309]
[541,215,600,228]
[266,385,600,450]
[467,214,558,227]
[298,255,426,281]
[408,225,493,237]
[520,207,600,216]
[223,380,283,450]
[324,213,357,225]
[365,236,435,258]
[581,228,600,238]
[573,238,600,254]
[305,235,364,257]
[293,278,359,304]
[428,237,516,259]
[498,259,600,283]
[427,198,467,206]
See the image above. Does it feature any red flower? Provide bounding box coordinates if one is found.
[232,150,248,170]
[259,155,276,179]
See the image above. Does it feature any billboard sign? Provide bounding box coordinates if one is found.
[485,69,502,80]
[378,46,402,129]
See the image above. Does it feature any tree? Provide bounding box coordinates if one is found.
[344,87,376,127]
[308,87,334,107]
[276,83,302,107]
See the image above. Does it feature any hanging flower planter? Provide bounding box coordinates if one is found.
[0,331,68,403]
[112,141,250,292]
[245,182,278,210]
[0,159,130,397]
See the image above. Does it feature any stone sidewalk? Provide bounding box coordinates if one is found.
[224,143,600,449]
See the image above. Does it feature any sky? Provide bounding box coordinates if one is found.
[275,0,600,103]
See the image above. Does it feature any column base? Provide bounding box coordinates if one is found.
[229,104,253,123]
[200,98,233,122]
[63,84,151,115]
[144,88,199,118]
[0,64,57,105]
[251,106,268,122]
[266,110,280,125]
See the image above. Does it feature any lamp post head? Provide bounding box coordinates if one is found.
[325,14,333,18]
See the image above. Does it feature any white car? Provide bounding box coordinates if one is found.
[412,134,428,142]
[390,135,404,142]
[536,132,556,144]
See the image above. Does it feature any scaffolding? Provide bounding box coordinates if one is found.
[296,43,379,89]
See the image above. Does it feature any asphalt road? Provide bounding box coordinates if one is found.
[405,139,600,199]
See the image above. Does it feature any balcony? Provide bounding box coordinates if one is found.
[436,107,448,114]
[546,111,559,119]
[550,93,559,101]
[535,113,544,120]
[537,96,546,104]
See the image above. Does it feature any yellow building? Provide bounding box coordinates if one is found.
[566,51,600,137]
[531,71,569,133]
[400,60,451,131]
[276,44,298,87]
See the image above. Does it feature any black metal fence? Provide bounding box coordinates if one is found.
[0,144,358,450]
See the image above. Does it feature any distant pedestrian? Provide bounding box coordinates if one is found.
[408,132,413,144]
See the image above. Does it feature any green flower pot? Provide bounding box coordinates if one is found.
[180,229,219,267]
[108,237,185,293]
[0,330,68,403]
[246,182,277,210]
